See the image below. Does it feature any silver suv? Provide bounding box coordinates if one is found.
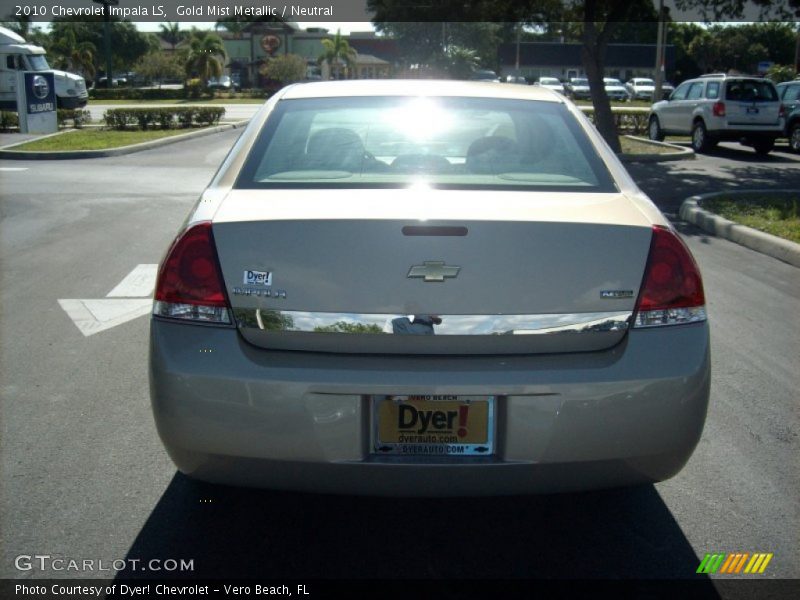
[648,74,785,155]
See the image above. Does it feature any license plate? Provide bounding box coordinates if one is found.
[746,106,760,114]
[372,395,495,456]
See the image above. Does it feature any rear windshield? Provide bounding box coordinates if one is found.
[236,96,615,192]
[725,80,778,102]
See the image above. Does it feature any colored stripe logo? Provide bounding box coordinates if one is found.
[697,553,773,574]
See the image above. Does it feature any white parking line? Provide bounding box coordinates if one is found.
[0,167,29,171]
[58,299,153,337]
[59,263,159,336]
[106,264,159,297]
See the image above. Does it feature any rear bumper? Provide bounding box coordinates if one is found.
[710,124,784,141]
[149,319,711,496]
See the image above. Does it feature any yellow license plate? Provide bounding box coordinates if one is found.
[373,395,495,456]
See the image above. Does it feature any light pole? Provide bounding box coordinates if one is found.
[92,0,118,88]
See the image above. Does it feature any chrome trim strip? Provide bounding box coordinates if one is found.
[232,309,632,336]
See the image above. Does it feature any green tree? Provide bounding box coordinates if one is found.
[133,51,185,87]
[184,29,226,84]
[2,14,31,37]
[261,54,307,85]
[766,64,797,83]
[372,22,507,72]
[159,22,185,50]
[319,29,357,79]
[669,22,706,82]
[314,322,384,334]
[50,27,96,81]
[50,18,150,74]
[437,45,481,79]
[369,0,793,153]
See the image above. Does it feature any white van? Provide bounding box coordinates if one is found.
[0,26,88,111]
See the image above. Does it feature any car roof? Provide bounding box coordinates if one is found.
[278,79,562,102]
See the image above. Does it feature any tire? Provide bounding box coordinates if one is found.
[789,123,800,153]
[752,138,775,156]
[691,121,713,153]
[648,116,665,142]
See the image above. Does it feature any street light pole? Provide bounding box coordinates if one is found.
[92,0,118,88]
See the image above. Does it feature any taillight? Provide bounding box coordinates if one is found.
[779,104,786,119]
[633,226,706,328]
[153,221,231,324]
[712,101,726,117]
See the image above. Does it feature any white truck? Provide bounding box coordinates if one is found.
[0,26,88,111]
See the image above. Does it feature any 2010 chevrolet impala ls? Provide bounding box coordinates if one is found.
[149,80,710,496]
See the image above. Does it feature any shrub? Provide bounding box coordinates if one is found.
[103,107,225,130]
[88,86,271,101]
[185,78,204,99]
[57,109,92,129]
[0,111,19,131]
[581,108,650,135]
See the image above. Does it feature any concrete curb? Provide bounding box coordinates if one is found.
[0,120,249,160]
[618,135,695,163]
[680,190,800,268]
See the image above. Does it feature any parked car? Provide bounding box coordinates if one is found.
[150,80,710,496]
[469,69,501,82]
[648,74,785,155]
[625,77,656,101]
[603,78,630,101]
[207,75,239,91]
[661,81,675,99]
[504,75,528,85]
[565,77,591,100]
[776,79,800,152]
[535,76,565,95]
[96,76,127,87]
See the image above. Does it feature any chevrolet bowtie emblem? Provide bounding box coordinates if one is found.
[407,261,461,282]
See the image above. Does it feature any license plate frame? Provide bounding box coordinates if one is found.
[746,106,760,114]
[371,395,495,456]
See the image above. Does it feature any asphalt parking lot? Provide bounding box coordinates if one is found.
[1,130,798,589]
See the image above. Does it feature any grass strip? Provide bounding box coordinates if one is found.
[701,195,800,244]
[9,128,209,152]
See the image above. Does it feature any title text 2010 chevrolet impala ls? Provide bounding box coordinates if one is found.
[149,80,710,496]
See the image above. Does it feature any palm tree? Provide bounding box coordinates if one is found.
[439,46,480,80]
[159,22,185,51]
[318,29,357,79]
[50,27,96,81]
[2,15,31,38]
[185,30,226,84]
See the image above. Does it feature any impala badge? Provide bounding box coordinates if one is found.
[407,261,460,282]
[600,290,634,299]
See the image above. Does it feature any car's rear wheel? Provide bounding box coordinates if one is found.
[752,138,775,156]
[789,123,800,153]
[691,121,714,153]
[648,116,665,142]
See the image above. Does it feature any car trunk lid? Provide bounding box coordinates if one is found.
[211,188,653,354]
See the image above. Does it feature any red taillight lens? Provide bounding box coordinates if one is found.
[779,104,786,118]
[712,101,726,117]
[633,226,706,328]
[154,221,231,324]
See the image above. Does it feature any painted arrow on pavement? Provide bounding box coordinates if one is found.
[59,264,158,337]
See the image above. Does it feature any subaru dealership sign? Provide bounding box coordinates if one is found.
[17,71,57,134]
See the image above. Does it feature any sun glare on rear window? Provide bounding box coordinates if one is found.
[236,96,616,192]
